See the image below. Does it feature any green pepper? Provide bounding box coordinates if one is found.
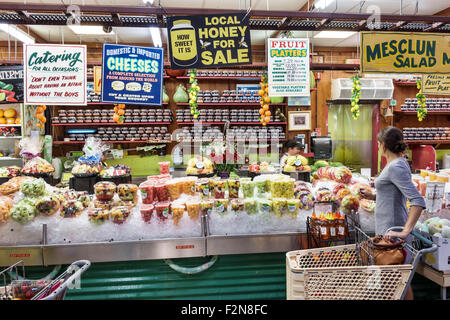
[3,84,13,91]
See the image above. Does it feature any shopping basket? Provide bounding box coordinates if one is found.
[0,260,90,300]
[286,221,437,300]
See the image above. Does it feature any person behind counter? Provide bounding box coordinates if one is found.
[360,126,425,300]
[279,140,302,168]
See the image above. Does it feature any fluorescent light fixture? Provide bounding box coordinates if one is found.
[314,0,334,9]
[314,31,357,39]
[0,24,35,44]
[150,27,162,47]
[142,0,155,4]
[68,25,115,35]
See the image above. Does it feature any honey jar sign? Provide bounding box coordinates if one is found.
[170,19,198,67]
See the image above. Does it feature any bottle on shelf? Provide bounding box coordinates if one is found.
[336,212,347,240]
[318,212,329,240]
[327,212,337,240]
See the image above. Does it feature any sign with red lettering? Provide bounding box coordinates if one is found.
[268,38,310,97]
[24,44,87,105]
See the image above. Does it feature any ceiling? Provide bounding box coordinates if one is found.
[0,0,448,47]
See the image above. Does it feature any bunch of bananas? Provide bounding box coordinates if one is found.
[350,75,361,120]
[188,69,200,119]
[416,79,427,122]
[113,104,125,123]
[258,75,271,126]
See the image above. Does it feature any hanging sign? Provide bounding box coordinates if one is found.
[267,38,310,97]
[0,65,24,103]
[360,32,450,74]
[166,13,252,69]
[24,44,87,105]
[422,74,450,95]
[101,44,164,106]
[93,66,102,94]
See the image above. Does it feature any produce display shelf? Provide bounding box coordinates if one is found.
[84,102,169,106]
[177,139,287,143]
[0,124,21,127]
[52,122,171,126]
[393,81,418,86]
[0,101,23,104]
[0,136,22,139]
[0,157,21,160]
[405,140,450,144]
[176,76,261,80]
[177,122,287,125]
[394,111,450,115]
[54,140,171,144]
[176,103,287,106]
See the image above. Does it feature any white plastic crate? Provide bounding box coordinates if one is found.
[419,231,450,271]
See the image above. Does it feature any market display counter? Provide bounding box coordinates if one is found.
[416,262,450,300]
[0,231,304,267]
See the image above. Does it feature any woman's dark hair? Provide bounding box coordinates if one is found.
[377,126,407,154]
[283,140,302,152]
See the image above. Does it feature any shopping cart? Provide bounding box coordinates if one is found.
[286,217,437,300]
[0,260,90,300]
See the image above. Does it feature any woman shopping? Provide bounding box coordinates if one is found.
[360,126,425,300]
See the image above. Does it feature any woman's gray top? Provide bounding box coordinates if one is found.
[374,157,425,235]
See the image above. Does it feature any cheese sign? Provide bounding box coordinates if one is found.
[361,32,450,74]
[422,74,450,95]
[101,44,164,106]
[166,13,252,69]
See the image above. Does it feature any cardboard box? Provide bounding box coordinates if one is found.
[419,231,450,271]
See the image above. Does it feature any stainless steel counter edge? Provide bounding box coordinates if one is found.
[0,232,304,266]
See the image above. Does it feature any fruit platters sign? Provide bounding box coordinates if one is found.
[0,65,24,102]
[101,44,164,106]
[166,13,252,69]
[267,38,310,97]
[24,44,87,105]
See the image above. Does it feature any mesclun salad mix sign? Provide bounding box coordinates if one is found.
[268,38,310,97]
[166,13,252,69]
[101,44,164,106]
[361,32,450,74]
[24,44,87,105]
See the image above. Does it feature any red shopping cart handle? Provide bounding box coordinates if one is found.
[37,281,62,300]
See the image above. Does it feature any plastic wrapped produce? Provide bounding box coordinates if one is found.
[186,200,200,220]
[94,181,116,201]
[21,156,54,175]
[88,208,109,225]
[254,180,267,196]
[244,199,258,215]
[159,161,170,175]
[10,200,36,224]
[286,199,301,217]
[182,177,197,196]
[117,184,138,201]
[166,179,182,201]
[349,183,374,200]
[341,195,360,214]
[298,192,314,210]
[94,199,113,210]
[336,188,351,202]
[61,200,84,218]
[227,179,240,199]
[258,199,272,214]
[214,199,228,216]
[241,180,255,198]
[196,178,210,199]
[272,198,287,217]
[284,179,295,199]
[71,162,102,176]
[270,178,294,199]
[35,196,60,216]
[116,200,137,209]
[155,201,171,220]
[316,189,335,202]
[171,204,185,225]
[21,178,46,197]
[154,182,169,202]
[0,196,13,223]
[139,181,154,204]
[200,199,213,216]
[77,194,91,208]
[333,183,347,196]
[230,199,244,214]
[213,179,227,199]
[360,199,376,213]
[0,176,34,195]
[0,166,21,178]
[140,204,154,223]
[110,206,131,224]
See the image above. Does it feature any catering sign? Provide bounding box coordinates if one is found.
[101,44,163,106]
[361,32,450,74]
[267,38,310,97]
[166,13,252,69]
[24,44,87,105]
[422,74,450,95]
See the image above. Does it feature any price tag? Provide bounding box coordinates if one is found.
[425,182,445,213]
[196,161,204,169]
[314,203,333,214]
[110,149,124,159]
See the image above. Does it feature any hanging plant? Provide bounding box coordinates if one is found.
[188,69,200,119]
[416,79,427,122]
[113,104,125,123]
[258,73,271,126]
[35,105,46,128]
[350,75,361,120]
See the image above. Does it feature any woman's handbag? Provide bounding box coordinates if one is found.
[360,235,406,265]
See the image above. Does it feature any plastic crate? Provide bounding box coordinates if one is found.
[69,175,98,194]
[286,245,412,300]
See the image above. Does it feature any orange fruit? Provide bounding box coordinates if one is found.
[262,122,267,126]
[40,105,47,111]
[4,108,16,118]
[118,109,125,116]
[259,109,265,115]
[264,96,271,104]
[258,90,264,96]
[118,104,126,109]
[259,100,264,106]
[113,114,120,123]
[265,111,271,116]
[264,116,270,123]
[15,118,20,124]
[114,107,118,113]
[0,118,6,124]
[265,87,269,93]
[36,107,44,114]
[0,110,4,118]
[6,118,15,124]
[263,105,269,111]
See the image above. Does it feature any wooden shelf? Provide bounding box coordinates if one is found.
[0,124,21,127]
[405,140,450,144]
[177,122,287,125]
[54,102,169,106]
[54,140,171,145]
[0,136,21,139]
[177,76,261,81]
[393,81,418,86]
[394,110,450,115]
[176,103,287,106]
[52,122,171,126]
